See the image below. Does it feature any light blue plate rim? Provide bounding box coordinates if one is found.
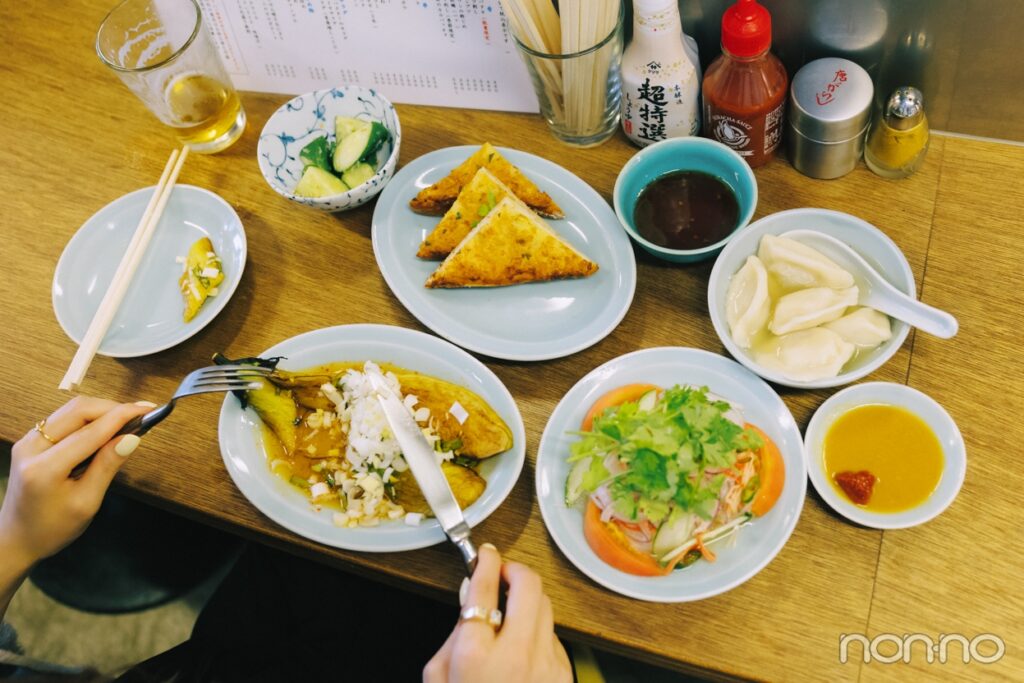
[536,347,807,602]
[51,185,246,357]
[371,146,637,361]
[217,324,527,552]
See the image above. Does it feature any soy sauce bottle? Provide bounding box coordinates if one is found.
[702,0,788,168]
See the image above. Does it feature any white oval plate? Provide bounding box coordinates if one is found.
[804,382,966,529]
[371,146,636,361]
[218,324,527,552]
[536,347,806,602]
[52,185,246,357]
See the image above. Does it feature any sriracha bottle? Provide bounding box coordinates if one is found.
[702,0,788,168]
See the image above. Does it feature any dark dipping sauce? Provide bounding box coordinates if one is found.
[633,171,739,250]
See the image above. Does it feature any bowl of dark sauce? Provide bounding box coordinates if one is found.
[613,137,757,263]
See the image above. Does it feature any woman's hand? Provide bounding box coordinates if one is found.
[0,397,152,575]
[424,544,572,683]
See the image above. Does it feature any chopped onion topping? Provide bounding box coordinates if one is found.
[449,401,469,425]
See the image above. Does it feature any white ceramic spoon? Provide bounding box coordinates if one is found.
[782,229,958,339]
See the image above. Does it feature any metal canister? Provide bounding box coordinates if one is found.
[787,58,873,179]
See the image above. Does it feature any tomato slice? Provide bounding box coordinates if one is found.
[583,500,669,576]
[745,423,785,516]
[580,383,660,431]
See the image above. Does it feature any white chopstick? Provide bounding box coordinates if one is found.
[59,146,189,392]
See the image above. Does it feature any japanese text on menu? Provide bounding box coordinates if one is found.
[197,0,538,112]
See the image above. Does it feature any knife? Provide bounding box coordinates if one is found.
[368,371,478,575]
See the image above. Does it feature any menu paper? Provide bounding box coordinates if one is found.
[197,0,540,112]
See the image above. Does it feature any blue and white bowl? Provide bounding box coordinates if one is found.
[257,86,402,212]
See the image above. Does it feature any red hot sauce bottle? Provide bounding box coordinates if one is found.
[702,0,788,168]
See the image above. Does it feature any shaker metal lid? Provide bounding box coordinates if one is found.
[884,87,925,130]
[789,58,873,142]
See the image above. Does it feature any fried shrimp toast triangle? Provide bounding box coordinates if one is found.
[417,167,517,259]
[409,143,564,218]
[425,197,598,288]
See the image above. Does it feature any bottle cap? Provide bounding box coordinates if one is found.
[721,0,772,57]
[884,87,925,131]
[789,57,873,142]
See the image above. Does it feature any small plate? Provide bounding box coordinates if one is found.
[536,347,806,602]
[218,324,527,552]
[804,382,966,529]
[52,185,246,357]
[371,146,636,361]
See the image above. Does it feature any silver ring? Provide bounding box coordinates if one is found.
[459,605,503,630]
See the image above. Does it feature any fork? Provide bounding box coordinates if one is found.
[70,364,271,478]
[117,364,273,437]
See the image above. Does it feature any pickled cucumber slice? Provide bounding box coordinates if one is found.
[294,166,349,198]
[341,162,375,189]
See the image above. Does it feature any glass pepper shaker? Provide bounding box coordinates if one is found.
[865,87,930,179]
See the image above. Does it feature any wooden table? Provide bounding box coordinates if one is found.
[1,3,1021,680]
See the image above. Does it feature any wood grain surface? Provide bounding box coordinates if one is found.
[0,3,1020,681]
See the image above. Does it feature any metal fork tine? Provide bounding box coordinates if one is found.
[196,366,273,377]
[191,378,265,388]
[182,382,263,395]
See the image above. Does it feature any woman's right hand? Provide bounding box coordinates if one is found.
[0,396,152,569]
[423,544,572,683]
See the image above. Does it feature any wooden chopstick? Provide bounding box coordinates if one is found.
[59,146,189,392]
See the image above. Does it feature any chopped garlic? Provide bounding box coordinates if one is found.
[404,512,423,526]
[200,267,221,279]
[310,482,330,499]
[413,407,431,422]
[449,401,469,425]
[332,512,349,527]
[208,287,219,296]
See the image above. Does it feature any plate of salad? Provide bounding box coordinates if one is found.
[536,347,806,602]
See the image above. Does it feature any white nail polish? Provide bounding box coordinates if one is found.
[135,401,158,408]
[115,434,141,457]
[459,577,470,606]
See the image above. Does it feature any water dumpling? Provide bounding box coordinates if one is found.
[758,234,855,290]
[726,255,771,348]
[770,286,859,335]
[823,307,892,346]
[754,328,856,382]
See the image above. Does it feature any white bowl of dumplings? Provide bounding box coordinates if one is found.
[707,208,914,389]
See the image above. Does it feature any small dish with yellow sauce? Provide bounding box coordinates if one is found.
[804,382,965,529]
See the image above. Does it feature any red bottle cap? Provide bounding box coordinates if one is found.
[721,0,772,57]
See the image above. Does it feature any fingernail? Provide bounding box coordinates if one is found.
[459,577,470,606]
[135,401,158,408]
[481,542,497,551]
[115,434,141,457]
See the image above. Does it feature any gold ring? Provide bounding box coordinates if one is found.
[34,419,59,445]
[459,605,503,630]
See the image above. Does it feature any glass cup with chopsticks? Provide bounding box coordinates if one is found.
[505,0,624,148]
[96,0,246,153]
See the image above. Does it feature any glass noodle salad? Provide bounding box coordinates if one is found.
[565,384,785,576]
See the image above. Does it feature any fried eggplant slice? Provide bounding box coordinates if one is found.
[245,382,298,453]
[393,462,487,514]
[179,237,224,322]
[396,373,513,458]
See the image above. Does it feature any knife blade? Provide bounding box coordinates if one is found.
[368,371,478,575]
